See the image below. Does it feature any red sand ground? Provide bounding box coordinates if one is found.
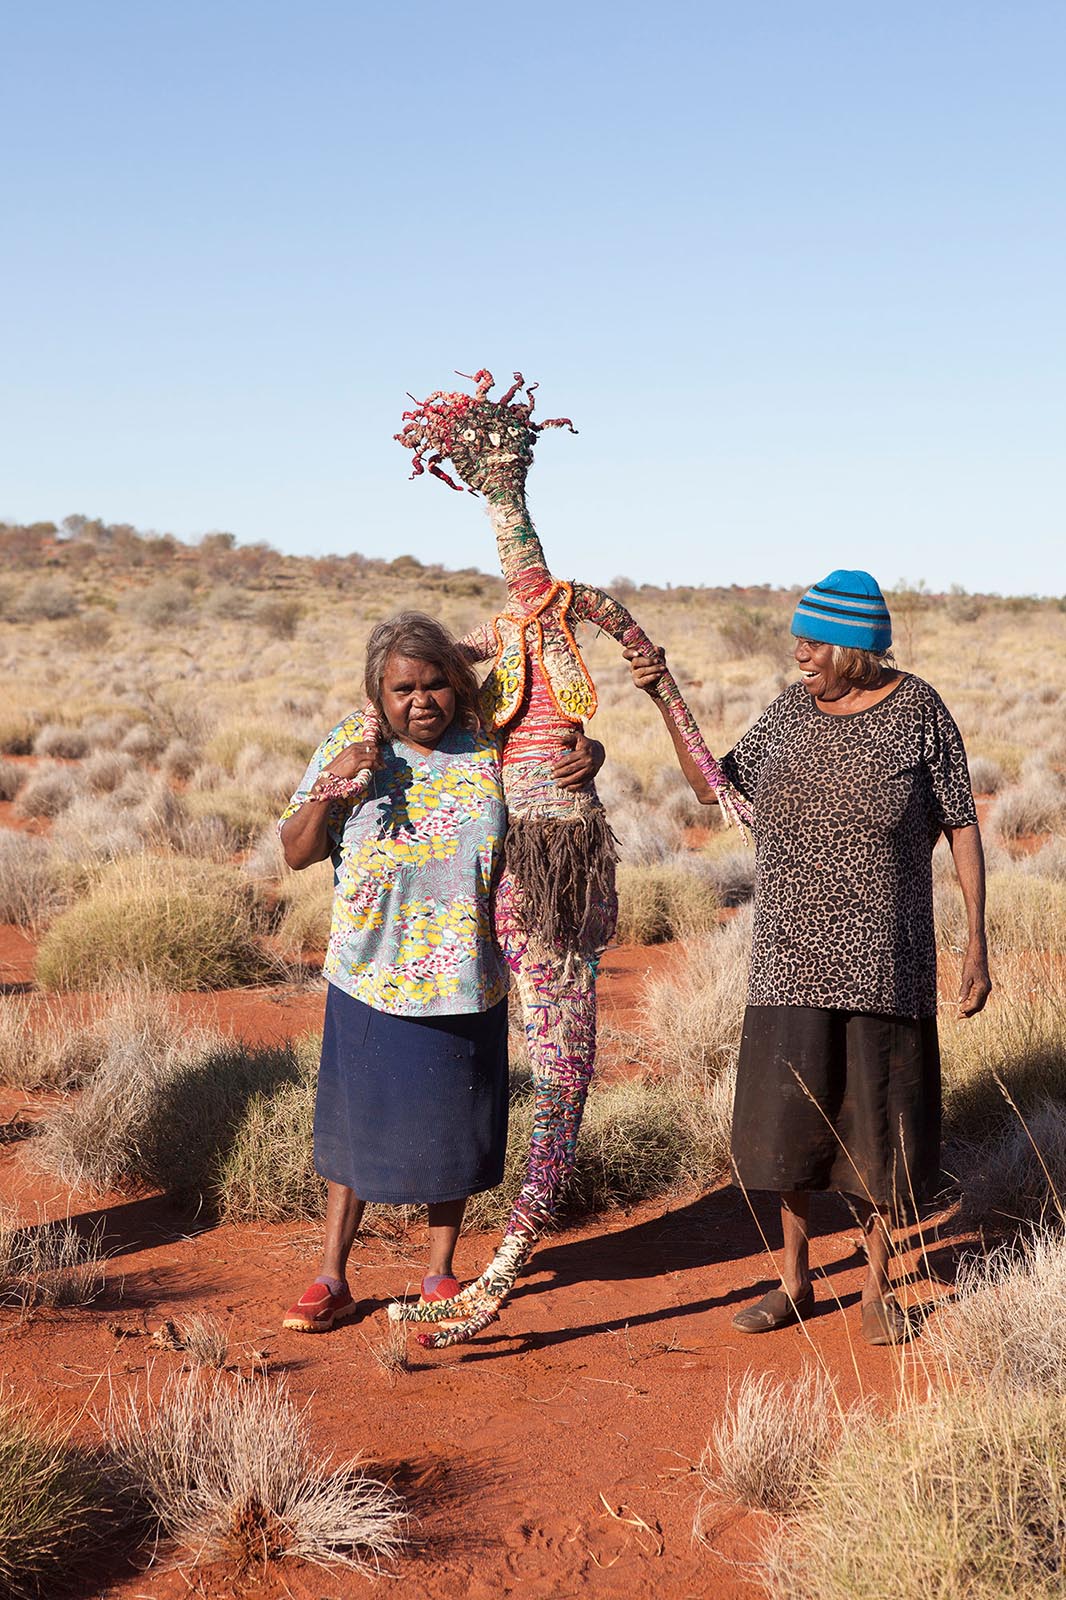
[2,931,956,1600]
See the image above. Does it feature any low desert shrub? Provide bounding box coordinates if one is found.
[967,754,1005,795]
[0,1398,103,1600]
[33,724,89,760]
[254,596,303,638]
[767,1386,1066,1600]
[183,786,276,850]
[701,845,756,906]
[988,767,1066,840]
[13,764,83,821]
[122,580,194,628]
[35,857,276,991]
[32,1030,303,1204]
[82,751,135,794]
[276,864,333,954]
[0,714,39,756]
[615,861,719,944]
[696,1367,846,1527]
[15,577,78,621]
[0,1209,106,1309]
[0,833,67,928]
[49,796,145,863]
[105,1370,406,1572]
[159,737,199,780]
[118,721,168,760]
[0,760,26,802]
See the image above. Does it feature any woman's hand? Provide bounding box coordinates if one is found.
[552,730,605,792]
[311,740,383,795]
[958,939,992,1017]
[623,643,666,693]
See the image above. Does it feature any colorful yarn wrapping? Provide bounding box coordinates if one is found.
[380,370,752,1347]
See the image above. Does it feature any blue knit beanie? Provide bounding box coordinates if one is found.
[791,570,892,653]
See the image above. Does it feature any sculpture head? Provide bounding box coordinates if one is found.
[395,369,576,502]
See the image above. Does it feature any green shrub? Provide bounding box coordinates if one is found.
[35,857,275,991]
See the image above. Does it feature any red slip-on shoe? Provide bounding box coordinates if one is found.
[419,1275,462,1303]
[282,1279,359,1333]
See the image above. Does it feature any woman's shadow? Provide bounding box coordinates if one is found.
[454,1183,874,1361]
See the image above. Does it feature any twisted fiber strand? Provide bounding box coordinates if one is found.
[393,917,599,1347]
[571,583,754,831]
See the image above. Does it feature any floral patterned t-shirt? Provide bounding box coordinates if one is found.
[279,714,509,1018]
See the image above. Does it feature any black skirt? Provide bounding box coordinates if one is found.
[731,1004,941,1216]
[313,984,509,1205]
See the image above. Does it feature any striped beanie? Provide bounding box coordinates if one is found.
[791,570,892,653]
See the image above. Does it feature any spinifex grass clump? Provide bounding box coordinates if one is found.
[0,1400,103,1599]
[32,1022,304,1208]
[107,1370,406,1574]
[767,1387,1066,1600]
[35,856,276,991]
[0,1209,107,1310]
[614,860,719,944]
[696,1367,856,1527]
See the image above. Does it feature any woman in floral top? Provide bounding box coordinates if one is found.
[278,612,601,1332]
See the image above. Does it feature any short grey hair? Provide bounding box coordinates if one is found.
[364,612,481,733]
[830,643,897,688]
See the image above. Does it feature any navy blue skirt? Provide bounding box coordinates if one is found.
[313,984,509,1205]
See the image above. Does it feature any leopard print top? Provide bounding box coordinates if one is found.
[721,675,977,1018]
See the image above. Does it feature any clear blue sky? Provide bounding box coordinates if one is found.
[3,2,1064,594]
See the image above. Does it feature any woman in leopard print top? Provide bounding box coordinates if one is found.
[628,571,990,1346]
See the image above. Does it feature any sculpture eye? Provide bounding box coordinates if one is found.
[488,431,501,447]
[508,427,521,437]
[462,428,476,442]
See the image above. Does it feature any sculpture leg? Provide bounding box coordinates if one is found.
[389,875,602,1348]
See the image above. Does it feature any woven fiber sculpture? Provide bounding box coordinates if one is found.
[347,370,750,1347]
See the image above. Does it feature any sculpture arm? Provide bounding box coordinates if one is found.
[570,582,753,830]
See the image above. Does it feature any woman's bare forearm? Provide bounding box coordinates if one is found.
[280,803,333,869]
[945,821,992,1016]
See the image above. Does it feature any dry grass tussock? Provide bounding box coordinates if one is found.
[940,982,1066,1141]
[31,1017,304,1207]
[34,855,278,991]
[926,1225,1066,1394]
[0,1208,106,1309]
[696,1367,858,1527]
[766,1385,1066,1600]
[0,832,69,929]
[633,908,750,1080]
[952,1099,1066,1230]
[0,759,25,801]
[988,764,1066,840]
[12,763,83,821]
[106,1369,406,1572]
[0,1396,103,1600]
[615,860,719,944]
[0,981,172,1091]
